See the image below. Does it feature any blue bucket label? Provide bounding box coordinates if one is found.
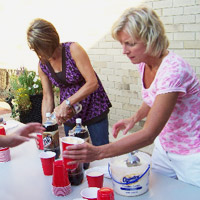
[120,185,143,191]
[122,174,140,184]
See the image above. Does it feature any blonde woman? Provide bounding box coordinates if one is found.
[64,6,200,187]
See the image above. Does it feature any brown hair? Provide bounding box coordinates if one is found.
[27,18,60,63]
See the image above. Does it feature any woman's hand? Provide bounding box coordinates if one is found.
[112,117,136,138]
[63,142,101,164]
[3,123,45,148]
[112,102,151,138]
[54,101,74,125]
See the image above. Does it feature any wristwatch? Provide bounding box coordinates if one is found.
[65,99,72,108]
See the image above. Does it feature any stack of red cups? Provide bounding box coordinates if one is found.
[52,160,71,196]
[0,126,11,162]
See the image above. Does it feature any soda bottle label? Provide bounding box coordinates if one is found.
[43,130,59,151]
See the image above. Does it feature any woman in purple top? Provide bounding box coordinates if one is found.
[26,18,112,146]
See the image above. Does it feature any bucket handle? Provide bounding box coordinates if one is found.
[108,163,150,185]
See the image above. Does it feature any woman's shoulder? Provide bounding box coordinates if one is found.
[63,42,83,53]
[156,51,195,87]
[163,51,190,68]
[159,51,191,76]
[62,42,76,59]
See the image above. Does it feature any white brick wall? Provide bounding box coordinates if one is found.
[88,0,200,127]
[174,32,195,40]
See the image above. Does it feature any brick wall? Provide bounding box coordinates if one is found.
[88,0,200,128]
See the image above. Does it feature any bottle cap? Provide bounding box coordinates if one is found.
[76,118,82,124]
[97,187,114,200]
[46,112,51,118]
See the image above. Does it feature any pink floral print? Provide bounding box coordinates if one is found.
[139,51,200,155]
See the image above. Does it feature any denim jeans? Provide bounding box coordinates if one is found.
[64,116,109,146]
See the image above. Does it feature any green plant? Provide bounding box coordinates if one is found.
[8,67,43,119]
[10,67,42,96]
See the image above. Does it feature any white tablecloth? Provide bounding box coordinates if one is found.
[0,127,200,200]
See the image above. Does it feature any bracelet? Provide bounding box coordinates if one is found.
[65,99,72,108]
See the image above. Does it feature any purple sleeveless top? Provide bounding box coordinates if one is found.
[39,42,112,127]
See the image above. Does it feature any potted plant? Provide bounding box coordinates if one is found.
[6,67,43,123]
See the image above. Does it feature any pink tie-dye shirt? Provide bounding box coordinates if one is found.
[138,51,200,155]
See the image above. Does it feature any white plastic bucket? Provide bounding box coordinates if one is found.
[108,151,151,197]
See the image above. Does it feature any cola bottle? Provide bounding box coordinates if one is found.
[42,113,60,159]
[67,163,84,186]
[71,118,90,170]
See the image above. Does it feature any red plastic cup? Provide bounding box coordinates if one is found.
[35,133,44,150]
[52,160,70,187]
[86,170,104,188]
[52,160,71,196]
[97,187,114,200]
[0,147,11,162]
[81,187,99,200]
[39,151,56,176]
[0,127,11,162]
[61,136,84,169]
[0,126,6,135]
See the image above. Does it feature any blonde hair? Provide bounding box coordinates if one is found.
[27,18,60,63]
[111,6,169,57]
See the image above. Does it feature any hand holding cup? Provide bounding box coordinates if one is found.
[61,136,84,169]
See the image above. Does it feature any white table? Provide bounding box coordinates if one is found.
[0,136,200,200]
